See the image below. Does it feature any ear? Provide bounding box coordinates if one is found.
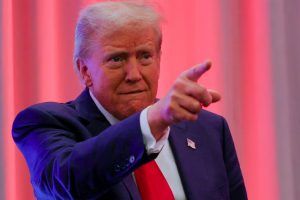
[76,58,93,87]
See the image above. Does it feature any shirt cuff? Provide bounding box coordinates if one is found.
[140,106,170,154]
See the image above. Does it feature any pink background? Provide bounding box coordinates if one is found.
[1,0,300,199]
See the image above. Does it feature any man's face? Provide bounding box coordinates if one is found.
[81,25,160,120]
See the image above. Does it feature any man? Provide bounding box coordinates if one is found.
[12,1,247,199]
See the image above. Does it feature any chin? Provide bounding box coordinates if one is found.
[117,102,151,119]
[113,95,155,118]
[126,104,146,115]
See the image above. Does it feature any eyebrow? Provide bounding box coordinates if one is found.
[103,51,129,61]
[102,42,156,59]
[136,47,154,53]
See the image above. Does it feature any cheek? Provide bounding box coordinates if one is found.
[90,72,120,108]
[91,69,106,91]
[92,69,123,91]
[144,67,160,94]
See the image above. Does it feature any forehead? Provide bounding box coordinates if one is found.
[98,24,159,49]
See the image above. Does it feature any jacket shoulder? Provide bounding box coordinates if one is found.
[13,101,77,123]
[197,109,227,128]
[16,102,76,119]
[22,101,75,114]
[199,109,223,119]
[12,101,83,139]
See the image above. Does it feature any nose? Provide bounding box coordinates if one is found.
[124,58,142,83]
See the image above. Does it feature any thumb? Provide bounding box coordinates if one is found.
[208,89,222,103]
[184,60,212,82]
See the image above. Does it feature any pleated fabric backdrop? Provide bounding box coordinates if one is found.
[1,0,299,199]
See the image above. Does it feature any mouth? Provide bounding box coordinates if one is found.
[118,89,146,95]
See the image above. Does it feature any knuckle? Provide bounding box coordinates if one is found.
[193,102,202,112]
[199,87,208,96]
[193,101,201,109]
[184,113,197,121]
[189,114,198,121]
[171,82,179,90]
[169,91,178,102]
[166,103,176,116]
[184,85,194,95]
[173,78,185,90]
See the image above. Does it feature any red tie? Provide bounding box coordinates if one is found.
[134,160,175,200]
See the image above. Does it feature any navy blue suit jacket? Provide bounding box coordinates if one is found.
[12,89,247,199]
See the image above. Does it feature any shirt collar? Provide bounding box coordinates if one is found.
[89,90,119,125]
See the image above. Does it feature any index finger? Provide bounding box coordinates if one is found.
[184,61,212,82]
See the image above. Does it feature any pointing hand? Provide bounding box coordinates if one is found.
[148,61,221,140]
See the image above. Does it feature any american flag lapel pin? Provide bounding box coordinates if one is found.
[187,138,196,149]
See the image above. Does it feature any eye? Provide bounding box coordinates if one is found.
[106,54,127,69]
[141,52,151,59]
[110,55,125,63]
[139,52,153,65]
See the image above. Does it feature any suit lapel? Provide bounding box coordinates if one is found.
[72,88,111,135]
[169,122,203,200]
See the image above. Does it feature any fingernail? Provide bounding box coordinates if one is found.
[205,60,212,65]
[204,60,212,70]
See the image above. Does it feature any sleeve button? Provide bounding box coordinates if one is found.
[114,164,121,172]
[129,155,135,163]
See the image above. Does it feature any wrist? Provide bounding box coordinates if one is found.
[147,104,169,141]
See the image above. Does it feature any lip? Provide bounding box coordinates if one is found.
[118,90,146,95]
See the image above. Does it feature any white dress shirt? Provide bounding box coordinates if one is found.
[89,90,186,200]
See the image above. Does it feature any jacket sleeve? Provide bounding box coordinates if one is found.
[221,117,248,200]
[12,105,153,199]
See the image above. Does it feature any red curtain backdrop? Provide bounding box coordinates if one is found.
[1,0,300,199]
